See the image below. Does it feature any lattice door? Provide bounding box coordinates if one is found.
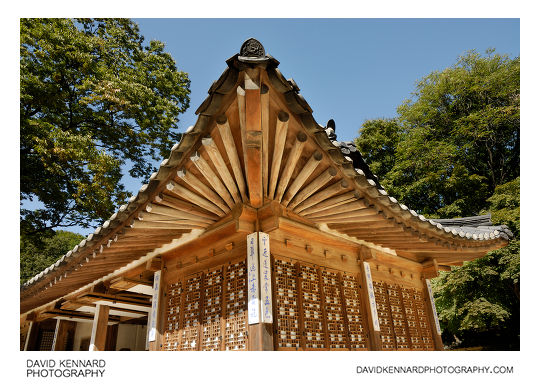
[341,272,369,350]
[299,264,325,349]
[413,288,435,350]
[272,256,370,350]
[163,280,182,350]
[201,267,224,351]
[224,260,248,350]
[273,258,300,349]
[162,260,248,351]
[180,273,203,350]
[387,283,410,350]
[372,280,396,350]
[373,280,435,351]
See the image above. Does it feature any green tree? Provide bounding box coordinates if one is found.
[356,49,519,218]
[20,230,85,284]
[355,49,519,349]
[20,18,190,238]
[432,178,519,349]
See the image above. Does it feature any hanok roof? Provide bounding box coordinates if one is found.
[20,38,512,314]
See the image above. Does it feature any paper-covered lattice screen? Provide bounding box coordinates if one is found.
[373,280,434,351]
[272,255,369,350]
[162,260,248,351]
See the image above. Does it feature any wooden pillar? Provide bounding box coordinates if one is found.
[248,323,274,351]
[89,304,109,351]
[51,319,61,351]
[24,321,37,351]
[53,321,76,351]
[422,278,444,350]
[244,70,263,208]
[358,250,383,350]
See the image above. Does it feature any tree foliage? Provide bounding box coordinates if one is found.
[20,230,84,284]
[355,50,519,349]
[356,49,519,218]
[20,18,190,237]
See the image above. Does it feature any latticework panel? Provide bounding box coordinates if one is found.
[299,264,325,349]
[401,287,424,350]
[413,288,435,350]
[179,273,202,350]
[38,330,55,351]
[273,258,300,349]
[373,280,396,350]
[201,267,224,351]
[321,269,347,349]
[387,283,410,350]
[224,261,248,351]
[341,272,368,350]
[163,280,183,350]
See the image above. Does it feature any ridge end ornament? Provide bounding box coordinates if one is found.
[239,38,266,59]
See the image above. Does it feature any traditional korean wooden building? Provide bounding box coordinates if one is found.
[20,38,513,352]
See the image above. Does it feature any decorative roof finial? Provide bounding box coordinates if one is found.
[325,119,337,141]
[240,38,265,58]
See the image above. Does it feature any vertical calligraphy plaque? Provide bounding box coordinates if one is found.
[425,279,442,335]
[258,232,273,323]
[147,270,161,346]
[363,262,380,332]
[247,232,260,324]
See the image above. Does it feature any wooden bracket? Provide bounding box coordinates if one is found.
[421,258,439,279]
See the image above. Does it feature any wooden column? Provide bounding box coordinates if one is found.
[248,323,274,351]
[53,321,76,351]
[422,278,444,350]
[23,321,37,351]
[358,251,383,350]
[244,70,263,208]
[89,304,109,351]
[51,319,61,351]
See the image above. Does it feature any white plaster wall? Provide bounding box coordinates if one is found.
[115,324,147,351]
[73,321,93,351]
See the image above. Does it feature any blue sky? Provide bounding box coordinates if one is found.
[23,18,521,235]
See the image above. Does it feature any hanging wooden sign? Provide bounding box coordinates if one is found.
[425,279,442,335]
[147,270,161,345]
[247,232,260,324]
[258,232,272,323]
[363,262,380,332]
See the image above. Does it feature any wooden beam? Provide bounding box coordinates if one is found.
[130,219,205,230]
[244,72,263,208]
[299,191,359,216]
[155,193,219,220]
[261,84,270,198]
[237,86,248,178]
[89,304,109,351]
[176,168,230,213]
[189,153,235,209]
[166,180,225,217]
[216,115,248,202]
[288,167,337,209]
[294,179,349,213]
[201,137,241,203]
[281,151,323,206]
[143,203,215,224]
[305,201,374,219]
[268,111,289,199]
[275,132,308,202]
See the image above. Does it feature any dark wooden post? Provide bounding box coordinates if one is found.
[89,304,109,351]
